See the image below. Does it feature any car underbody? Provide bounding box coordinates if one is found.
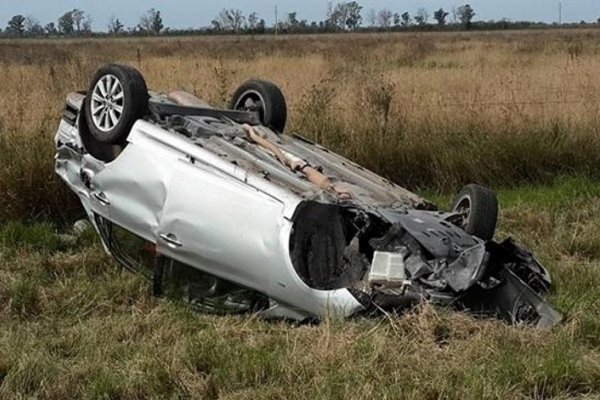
[55,65,562,327]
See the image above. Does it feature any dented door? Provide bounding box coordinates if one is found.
[156,158,286,292]
[89,138,175,243]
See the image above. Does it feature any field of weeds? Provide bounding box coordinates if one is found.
[0,30,599,399]
[2,30,600,221]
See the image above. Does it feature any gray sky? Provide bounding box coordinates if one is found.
[2,1,599,31]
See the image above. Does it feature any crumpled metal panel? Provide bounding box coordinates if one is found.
[55,116,364,320]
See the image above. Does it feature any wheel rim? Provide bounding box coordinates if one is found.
[234,90,265,122]
[91,74,124,132]
[454,195,472,229]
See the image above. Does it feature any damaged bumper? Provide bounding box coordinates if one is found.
[359,210,561,328]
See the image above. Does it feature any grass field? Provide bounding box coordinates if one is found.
[2,30,600,221]
[0,30,600,399]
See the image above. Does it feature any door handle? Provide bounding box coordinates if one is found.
[160,233,183,248]
[93,191,110,206]
[80,168,95,189]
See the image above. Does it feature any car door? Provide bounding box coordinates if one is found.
[156,157,286,293]
[88,133,178,243]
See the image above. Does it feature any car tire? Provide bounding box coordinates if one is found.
[84,64,149,144]
[451,184,498,241]
[229,80,287,133]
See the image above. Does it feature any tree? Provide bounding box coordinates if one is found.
[108,15,124,34]
[344,1,363,30]
[256,19,266,33]
[287,12,300,31]
[82,14,93,34]
[139,9,163,34]
[393,13,401,27]
[327,2,363,31]
[45,22,57,35]
[71,9,85,33]
[457,4,476,29]
[401,12,411,27]
[377,9,393,29]
[58,11,75,35]
[24,16,44,36]
[277,12,306,33]
[212,9,245,33]
[6,15,26,36]
[414,8,429,26]
[326,2,344,30]
[434,8,449,26]
[247,12,259,30]
[138,10,152,32]
[151,10,163,34]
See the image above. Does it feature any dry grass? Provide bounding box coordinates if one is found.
[1,30,600,399]
[2,30,600,221]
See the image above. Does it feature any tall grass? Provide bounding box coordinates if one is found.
[0,179,599,398]
[1,31,600,399]
[1,30,600,221]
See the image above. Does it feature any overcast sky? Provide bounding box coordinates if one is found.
[1,1,599,31]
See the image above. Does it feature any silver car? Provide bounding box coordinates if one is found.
[55,64,561,327]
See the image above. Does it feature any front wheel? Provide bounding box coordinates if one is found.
[450,184,498,241]
[84,64,149,144]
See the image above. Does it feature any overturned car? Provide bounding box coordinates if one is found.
[55,64,561,327]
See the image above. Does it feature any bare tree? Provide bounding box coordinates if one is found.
[326,2,363,31]
[24,16,44,36]
[82,14,92,34]
[377,9,393,29]
[414,8,429,26]
[108,15,124,34]
[212,9,245,33]
[247,12,259,30]
[138,12,152,33]
[72,9,85,33]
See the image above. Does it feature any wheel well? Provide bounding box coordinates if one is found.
[288,201,386,290]
[79,101,124,163]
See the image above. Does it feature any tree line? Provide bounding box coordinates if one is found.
[4,8,163,37]
[2,3,599,38]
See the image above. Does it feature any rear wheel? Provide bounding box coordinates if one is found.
[229,80,287,133]
[84,64,149,144]
[451,184,498,241]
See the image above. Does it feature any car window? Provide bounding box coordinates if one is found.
[95,215,155,278]
[95,215,268,314]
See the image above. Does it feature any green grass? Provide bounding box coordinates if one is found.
[0,178,599,399]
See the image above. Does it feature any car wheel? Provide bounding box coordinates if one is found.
[84,64,149,144]
[229,80,287,133]
[451,184,498,241]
